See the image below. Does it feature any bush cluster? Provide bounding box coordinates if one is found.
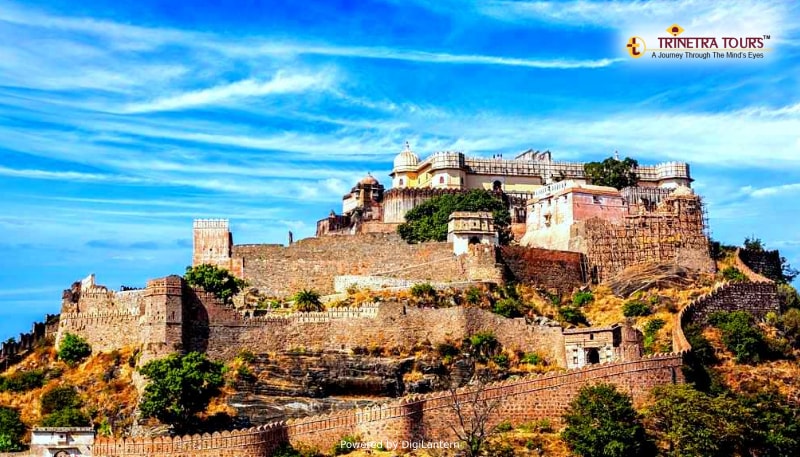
[708,311,766,364]
[622,301,651,317]
[39,385,90,427]
[0,370,45,392]
[57,333,92,365]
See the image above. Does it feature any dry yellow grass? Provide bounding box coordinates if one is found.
[0,345,139,438]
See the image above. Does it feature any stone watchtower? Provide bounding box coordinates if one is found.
[192,219,243,276]
[141,275,184,361]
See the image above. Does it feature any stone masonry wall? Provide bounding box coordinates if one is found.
[738,248,783,282]
[499,246,587,294]
[185,289,566,364]
[0,315,58,370]
[231,234,465,297]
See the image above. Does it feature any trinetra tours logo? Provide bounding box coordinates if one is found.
[626,24,771,61]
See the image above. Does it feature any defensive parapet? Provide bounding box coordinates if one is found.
[0,315,58,371]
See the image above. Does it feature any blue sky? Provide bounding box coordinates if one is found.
[2,0,800,340]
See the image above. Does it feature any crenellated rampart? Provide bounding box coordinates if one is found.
[0,314,58,370]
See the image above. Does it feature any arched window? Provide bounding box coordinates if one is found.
[468,236,481,245]
[439,176,445,184]
[493,180,502,191]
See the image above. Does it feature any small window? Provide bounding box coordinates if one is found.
[593,196,601,204]
[589,333,594,340]
[399,178,404,186]
[439,176,445,184]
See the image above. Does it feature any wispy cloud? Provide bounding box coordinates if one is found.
[121,70,336,113]
[741,183,800,198]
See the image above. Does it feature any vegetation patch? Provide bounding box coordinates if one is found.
[184,264,246,304]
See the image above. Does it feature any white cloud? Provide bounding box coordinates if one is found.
[741,182,800,198]
[0,166,148,184]
[121,71,335,113]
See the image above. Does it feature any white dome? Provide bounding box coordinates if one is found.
[393,142,420,170]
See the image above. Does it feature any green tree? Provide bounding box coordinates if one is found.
[0,406,25,452]
[737,389,800,456]
[184,264,246,304]
[292,289,323,312]
[397,189,511,244]
[561,383,651,457]
[138,352,225,430]
[57,333,92,365]
[645,384,747,457]
[583,156,639,190]
[40,386,81,415]
[743,236,764,251]
[41,408,90,427]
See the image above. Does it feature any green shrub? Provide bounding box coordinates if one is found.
[466,331,500,361]
[520,352,543,365]
[493,298,523,318]
[41,408,90,427]
[436,342,459,358]
[558,306,588,325]
[622,301,651,317]
[184,264,246,304]
[465,286,482,305]
[332,435,359,455]
[0,406,25,452]
[777,283,800,309]
[781,308,800,347]
[0,369,45,392]
[57,333,92,365]
[491,353,510,368]
[722,266,747,282]
[708,311,766,364]
[410,283,436,298]
[41,386,82,415]
[643,318,666,353]
[494,420,513,432]
[237,350,256,363]
[572,290,594,307]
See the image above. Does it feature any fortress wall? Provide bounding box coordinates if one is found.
[189,292,565,363]
[232,234,464,297]
[677,282,779,327]
[499,246,587,294]
[57,312,140,351]
[737,248,783,283]
[92,354,682,456]
[0,316,56,368]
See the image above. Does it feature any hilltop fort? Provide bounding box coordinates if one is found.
[0,147,790,457]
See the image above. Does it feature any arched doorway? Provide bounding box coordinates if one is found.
[492,180,502,192]
[468,236,481,245]
[586,348,600,365]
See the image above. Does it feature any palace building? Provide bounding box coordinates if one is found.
[316,143,693,237]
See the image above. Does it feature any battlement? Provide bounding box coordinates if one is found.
[193,219,230,229]
[146,275,184,296]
